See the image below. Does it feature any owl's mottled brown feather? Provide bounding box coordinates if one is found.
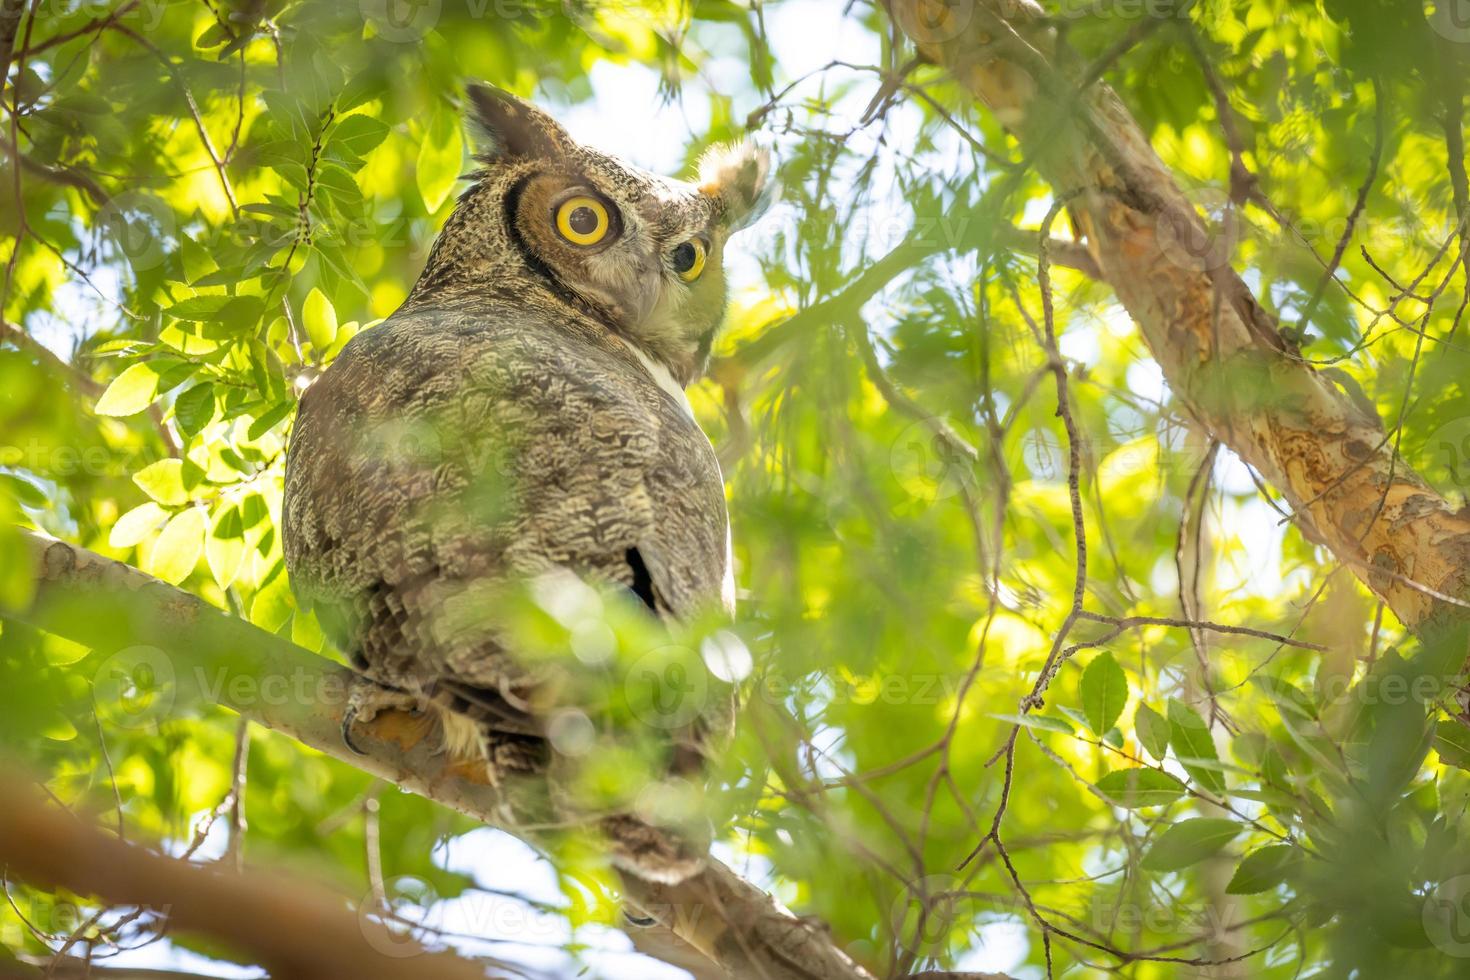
[282,85,768,883]
[285,293,731,670]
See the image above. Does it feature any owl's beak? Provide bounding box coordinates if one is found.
[630,257,662,327]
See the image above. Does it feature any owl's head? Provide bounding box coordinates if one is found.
[413,85,772,387]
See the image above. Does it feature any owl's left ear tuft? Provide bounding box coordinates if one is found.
[466,83,572,162]
[699,140,775,232]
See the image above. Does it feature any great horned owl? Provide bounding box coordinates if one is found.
[281,85,770,882]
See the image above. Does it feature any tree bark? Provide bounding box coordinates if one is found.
[6,530,926,980]
[0,764,506,980]
[885,0,1470,636]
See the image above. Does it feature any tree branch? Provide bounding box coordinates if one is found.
[5,529,952,980]
[0,0,27,97]
[0,139,110,206]
[0,761,507,980]
[885,0,1470,635]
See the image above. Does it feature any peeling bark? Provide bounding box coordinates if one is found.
[886,0,1470,634]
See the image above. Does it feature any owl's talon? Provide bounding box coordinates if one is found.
[341,706,369,756]
[341,676,425,755]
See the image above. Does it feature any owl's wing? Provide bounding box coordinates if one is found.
[283,305,731,882]
[284,303,728,700]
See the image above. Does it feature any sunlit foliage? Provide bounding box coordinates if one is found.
[3,0,1470,977]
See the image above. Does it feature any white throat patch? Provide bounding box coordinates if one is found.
[617,335,694,419]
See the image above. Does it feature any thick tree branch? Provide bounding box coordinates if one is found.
[0,140,110,206]
[7,962,233,980]
[5,530,966,980]
[0,763,504,980]
[886,0,1470,634]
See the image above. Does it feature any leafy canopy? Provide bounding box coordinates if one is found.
[4,0,1470,977]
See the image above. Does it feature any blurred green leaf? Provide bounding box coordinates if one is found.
[1080,650,1127,736]
[109,502,168,548]
[1096,768,1186,809]
[1141,818,1242,871]
[1135,702,1170,761]
[148,508,206,585]
[1433,721,1470,772]
[95,363,159,417]
[1169,698,1226,793]
[1226,845,1304,895]
[417,106,465,213]
[303,288,338,352]
[174,383,216,437]
[133,459,203,507]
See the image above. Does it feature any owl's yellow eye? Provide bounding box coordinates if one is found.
[554,195,611,246]
[670,239,707,282]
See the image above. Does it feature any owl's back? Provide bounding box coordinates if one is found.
[283,297,730,708]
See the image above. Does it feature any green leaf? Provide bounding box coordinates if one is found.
[1096,768,1185,808]
[0,524,36,611]
[291,607,326,652]
[1169,698,1226,793]
[250,571,295,632]
[1225,845,1303,894]
[174,383,216,437]
[133,459,205,506]
[148,507,206,584]
[155,360,198,394]
[303,288,338,351]
[417,106,465,213]
[1080,651,1127,736]
[1140,818,1242,871]
[314,163,363,206]
[1433,721,1470,772]
[206,504,247,589]
[989,713,1074,734]
[1251,674,1318,720]
[164,295,236,321]
[195,22,231,48]
[95,363,159,417]
[109,502,168,548]
[1,472,46,508]
[247,401,294,440]
[1135,703,1170,761]
[332,114,389,160]
[1056,705,1089,731]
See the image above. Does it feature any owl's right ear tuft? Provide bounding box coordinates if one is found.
[699,140,775,232]
[466,84,572,162]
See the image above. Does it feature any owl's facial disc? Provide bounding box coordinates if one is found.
[461,84,773,387]
[512,170,730,384]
